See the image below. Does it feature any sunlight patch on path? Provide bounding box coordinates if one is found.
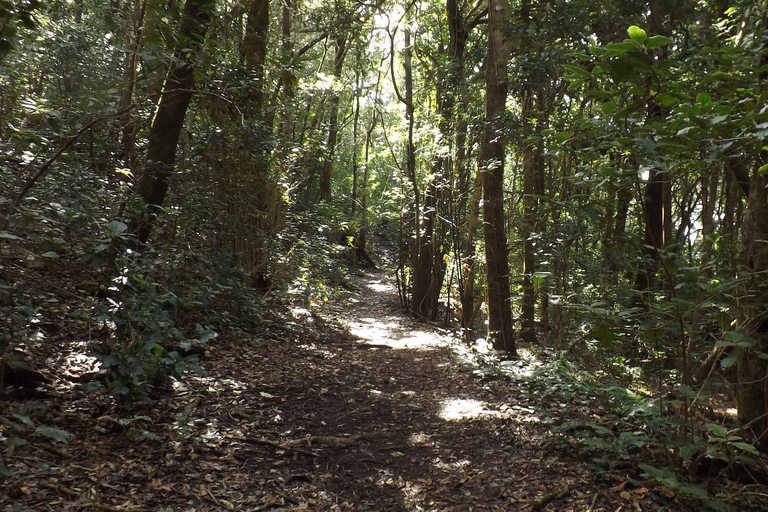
[337,273,453,349]
[438,397,541,423]
[346,317,444,349]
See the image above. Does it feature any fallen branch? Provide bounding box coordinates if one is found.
[245,435,318,457]
[532,484,570,511]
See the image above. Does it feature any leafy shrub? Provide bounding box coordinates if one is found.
[479,355,756,511]
[0,402,72,482]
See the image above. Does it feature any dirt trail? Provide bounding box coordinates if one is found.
[257,267,605,511]
[3,267,640,511]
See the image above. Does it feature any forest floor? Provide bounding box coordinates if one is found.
[2,264,712,511]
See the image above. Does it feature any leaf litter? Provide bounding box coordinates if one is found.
[1,267,711,511]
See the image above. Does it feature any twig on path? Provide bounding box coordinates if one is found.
[245,432,394,457]
[252,498,286,512]
[91,504,151,512]
[532,484,571,510]
[245,435,318,457]
[38,482,79,497]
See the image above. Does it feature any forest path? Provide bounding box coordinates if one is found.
[247,266,610,511]
[2,266,644,512]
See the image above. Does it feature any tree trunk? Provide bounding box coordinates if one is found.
[520,90,537,344]
[737,24,768,446]
[634,167,665,294]
[737,156,768,445]
[132,0,214,244]
[481,0,515,355]
[319,35,348,202]
[119,0,146,174]
[461,167,484,335]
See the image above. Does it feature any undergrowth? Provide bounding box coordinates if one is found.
[474,351,761,511]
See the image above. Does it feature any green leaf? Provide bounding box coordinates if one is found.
[706,423,728,438]
[589,46,604,57]
[707,114,728,126]
[678,484,709,499]
[0,232,22,240]
[592,323,615,348]
[563,64,591,79]
[719,351,738,370]
[6,437,27,447]
[654,93,679,107]
[614,98,646,118]
[645,35,672,49]
[11,411,34,429]
[141,429,163,442]
[35,425,72,443]
[628,26,647,44]
[41,251,59,259]
[605,41,638,57]
[609,59,634,83]
[601,101,619,114]
[731,441,759,455]
[107,221,128,235]
[696,92,712,105]
[638,463,664,478]
[187,363,206,377]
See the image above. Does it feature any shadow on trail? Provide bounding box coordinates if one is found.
[221,268,599,511]
[1,268,624,512]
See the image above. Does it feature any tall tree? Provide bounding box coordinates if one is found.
[132,0,215,244]
[737,10,768,446]
[481,0,515,354]
[319,35,349,202]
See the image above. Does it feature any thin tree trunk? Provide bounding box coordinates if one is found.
[520,90,536,344]
[461,167,484,334]
[319,35,348,202]
[738,154,768,445]
[481,0,515,355]
[119,0,147,174]
[634,167,665,294]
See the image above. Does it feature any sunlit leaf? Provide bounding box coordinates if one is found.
[627,26,647,44]
[601,101,618,114]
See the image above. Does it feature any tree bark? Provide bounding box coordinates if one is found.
[119,0,146,174]
[132,0,214,244]
[319,35,348,202]
[481,0,515,355]
[737,156,768,445]
[737,23,768,445]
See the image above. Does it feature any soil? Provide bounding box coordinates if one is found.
[1,266,707,511]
